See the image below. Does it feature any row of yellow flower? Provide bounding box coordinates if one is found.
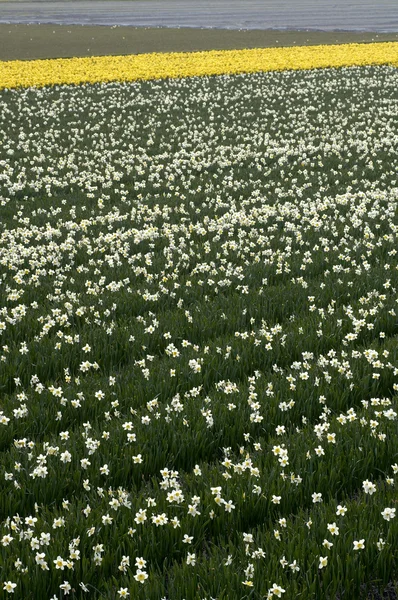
[1,42,398,89]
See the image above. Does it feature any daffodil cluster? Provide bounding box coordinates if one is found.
[0,64,398,598]
[0,42,398,89]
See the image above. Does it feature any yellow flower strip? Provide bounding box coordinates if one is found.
[1,42,398,89]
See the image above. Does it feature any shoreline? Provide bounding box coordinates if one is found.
[1,24,398,61]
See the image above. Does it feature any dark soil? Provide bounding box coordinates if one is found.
[1,23,398,61]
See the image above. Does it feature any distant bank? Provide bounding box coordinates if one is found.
[1,0,398,62]
[0,0,398,31]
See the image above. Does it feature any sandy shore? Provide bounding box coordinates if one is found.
[1,24,398,61]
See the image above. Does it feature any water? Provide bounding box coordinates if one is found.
[0,0,397,31]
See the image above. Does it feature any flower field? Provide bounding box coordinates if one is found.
[1,55,398,599]
[1,42,398,89]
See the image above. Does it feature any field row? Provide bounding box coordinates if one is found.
[0,42,398,89]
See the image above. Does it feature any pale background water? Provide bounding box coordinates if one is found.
[0,0,398,31]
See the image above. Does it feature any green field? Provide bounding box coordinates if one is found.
[1,24,398,61]
[0,66,398,599]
